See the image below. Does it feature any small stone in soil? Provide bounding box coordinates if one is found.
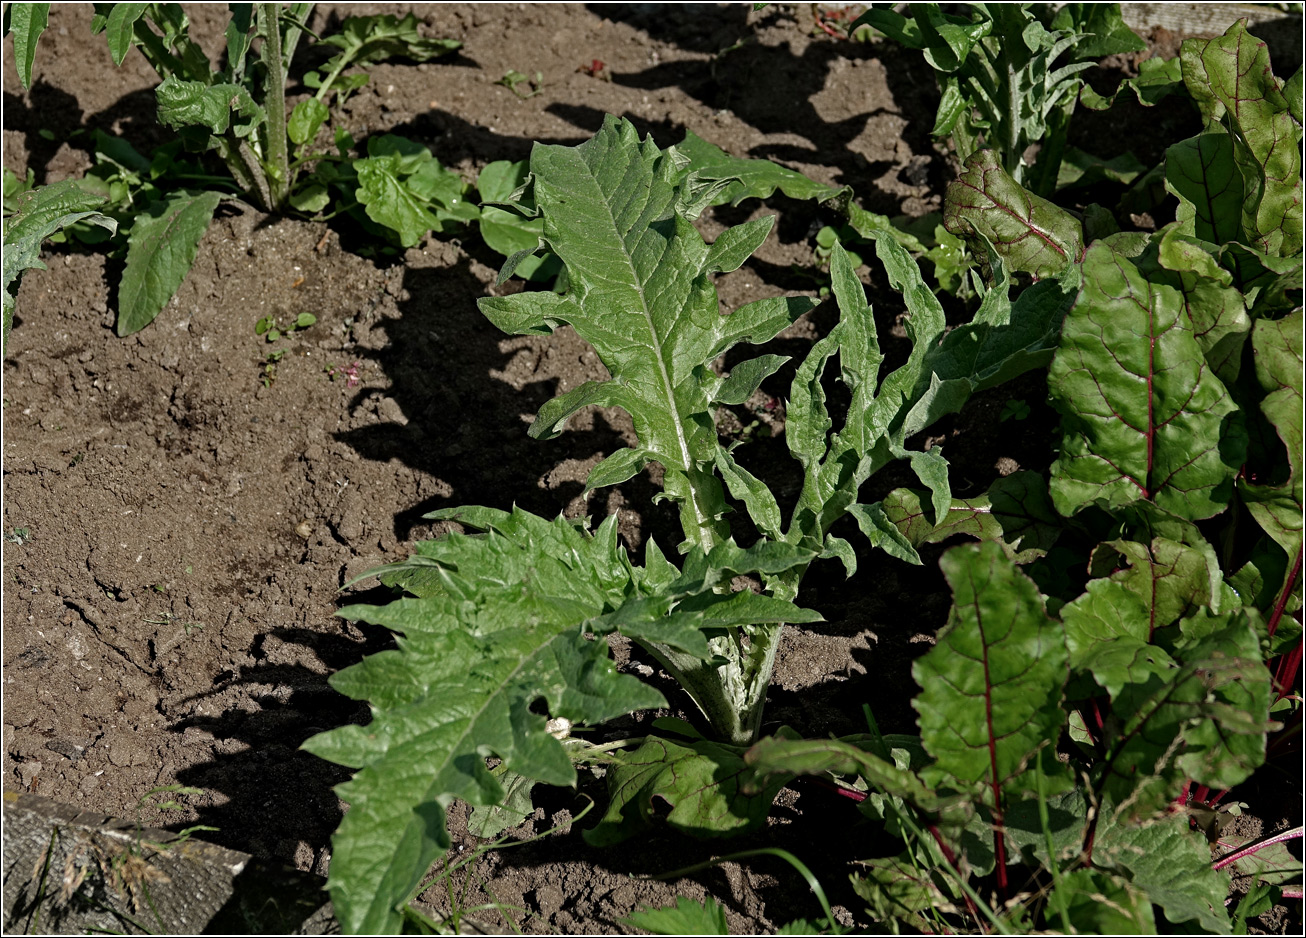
[16,761,42,788]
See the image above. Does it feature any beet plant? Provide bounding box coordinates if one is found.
[302,114,1079,932]
[745,20,1301,931]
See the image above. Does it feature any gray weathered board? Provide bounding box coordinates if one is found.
[3,792,336,934]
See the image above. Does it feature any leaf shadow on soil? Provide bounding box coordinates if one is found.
[2,81,178,185]
[164,618,396,862]
[331,255,686,549]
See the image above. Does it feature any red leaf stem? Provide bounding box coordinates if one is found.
[1266,544,1302,641]
[799,775,868,803]
[927,823,986,931]
[1274,640,1303,702]
[1211,825,1303,871]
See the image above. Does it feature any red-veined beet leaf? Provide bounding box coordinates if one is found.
[1175,21,1302,257]
[1239,308,1304,559]
[913,542,1071,890]
[1094,611,1274,819]
[942,149,1084,279]
[1048,239,1244,521]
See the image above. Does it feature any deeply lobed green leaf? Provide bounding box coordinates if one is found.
[307,507,817,931]
[881,471,1061,564]
[478,115,817,552]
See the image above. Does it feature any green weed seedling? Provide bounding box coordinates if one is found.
[4,526,33,546]
[998,399,1030,421]
[496,69,543,99]
[256,312,317,343]
[255,313,315,386]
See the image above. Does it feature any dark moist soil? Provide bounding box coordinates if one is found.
[2,4,1297,934]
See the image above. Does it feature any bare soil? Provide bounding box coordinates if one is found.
[2,4,1296,933]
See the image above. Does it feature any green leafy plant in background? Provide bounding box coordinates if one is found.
[3,3,464,338]
[852,3,1149,199]
[302,114,1079,933]
[737,19,1299,932]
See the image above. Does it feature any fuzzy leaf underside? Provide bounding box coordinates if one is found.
[673,131,846,206]
[914,543,1071,801]
[584,733,793,846]
[1048,240,1243,521]
[116,190,221,336]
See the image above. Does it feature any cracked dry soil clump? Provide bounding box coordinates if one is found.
[2,3,1247,932]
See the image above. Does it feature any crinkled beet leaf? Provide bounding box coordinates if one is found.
[914,543,1072,803]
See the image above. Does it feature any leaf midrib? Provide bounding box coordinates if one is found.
[578,151,710,545]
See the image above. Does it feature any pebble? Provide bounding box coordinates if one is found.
[16,761,41,788]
